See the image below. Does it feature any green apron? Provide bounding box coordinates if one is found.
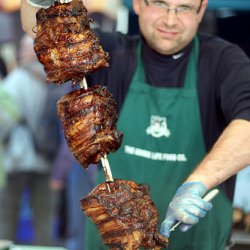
[85,38,233,250]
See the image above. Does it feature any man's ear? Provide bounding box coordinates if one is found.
[132,0,140,15]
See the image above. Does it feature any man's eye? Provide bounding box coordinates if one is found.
[177,5,192,13]
[151,0,168,7]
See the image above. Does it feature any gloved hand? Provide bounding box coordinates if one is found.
[160,182,213,238]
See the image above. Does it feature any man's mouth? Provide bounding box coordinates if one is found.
[157,28,179,39]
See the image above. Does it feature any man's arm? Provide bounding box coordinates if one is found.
[185,119,250,189]
[161,119,250,237]
[20,0,40,39]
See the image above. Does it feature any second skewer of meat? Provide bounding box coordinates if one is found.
[57,85,123,169]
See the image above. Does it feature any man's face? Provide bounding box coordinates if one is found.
[133,0,208,55]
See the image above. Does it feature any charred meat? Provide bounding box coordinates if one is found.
[81,179,169,250]
[57,85,123,168]
[34,0,109,84]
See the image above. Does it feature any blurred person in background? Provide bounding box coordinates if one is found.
[21,0,250,249]
[0,34,62,245]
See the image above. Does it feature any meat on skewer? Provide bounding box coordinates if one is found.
[81,179,169,250]
[34,3,168,248]
[34,0,109,84]
[57,85,123,168]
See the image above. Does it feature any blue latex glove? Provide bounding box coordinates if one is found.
[160,182,213,238]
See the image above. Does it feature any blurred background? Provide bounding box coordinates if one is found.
[0,0,250,249]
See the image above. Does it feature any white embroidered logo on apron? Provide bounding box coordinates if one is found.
[146,115,171,138]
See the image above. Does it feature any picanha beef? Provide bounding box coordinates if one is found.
[34,0,109,84]
[81,179,169,249]
[57,85,123,168]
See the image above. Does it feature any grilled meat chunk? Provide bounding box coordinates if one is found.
[34,0,109,84]
[81,179,169,249]
[57,85,123,168]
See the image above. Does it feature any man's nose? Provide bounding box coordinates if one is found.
[163,9,178,26]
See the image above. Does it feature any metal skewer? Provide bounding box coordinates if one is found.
[80,77,88,90]
[101,155,114,193]
[101,155,114,182]
[80,78,114,192]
